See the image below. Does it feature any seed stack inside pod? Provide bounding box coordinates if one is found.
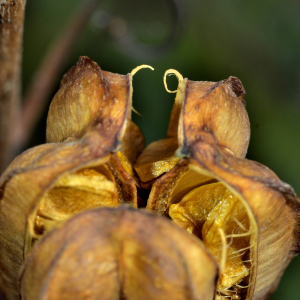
[135,71,300,300]
[169,182,254,300]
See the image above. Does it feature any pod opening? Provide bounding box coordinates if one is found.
[137,149,256,299]
[34,166,119,235]
[26,164,124,253]
[167,174,256,300]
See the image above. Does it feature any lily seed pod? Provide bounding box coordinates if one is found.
[19,207,218,300]
[135,70,300,300]
[0,57,152,300]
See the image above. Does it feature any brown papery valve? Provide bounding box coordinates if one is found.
[0,57,152,300]
[135,70,300,300]
[19,207,218,300]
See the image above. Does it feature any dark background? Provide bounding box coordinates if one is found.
[20,0,300,299]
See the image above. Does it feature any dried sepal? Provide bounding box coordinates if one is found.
[19,207,218,300]
[136,71,300,300]
[0,58,150,300]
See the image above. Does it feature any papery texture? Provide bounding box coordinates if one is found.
[19,207,218,300]
[136,73,300,300]
[190,138,300,300]
[0,57,144,300]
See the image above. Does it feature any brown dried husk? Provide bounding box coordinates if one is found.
[136,73,300,300]
[19,207,218,300]
[0,57,145,300]
[189,137,300,300]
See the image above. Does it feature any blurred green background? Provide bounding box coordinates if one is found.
[21,0,300,299]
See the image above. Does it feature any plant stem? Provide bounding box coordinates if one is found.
[0,0,26,172]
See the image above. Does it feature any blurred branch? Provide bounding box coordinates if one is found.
[0,0,26,172]
[12,0,102,154]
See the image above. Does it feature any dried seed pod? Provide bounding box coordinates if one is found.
[135,71,249,188]
[46,56,151,186]
[19,207,218,300]
[187,139,300,300]
[135,71,300,300]
[0,57,150,300]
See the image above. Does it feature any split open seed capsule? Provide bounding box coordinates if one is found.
[135,71,300,300]
[0,57,152,300]
[19,207,218,300]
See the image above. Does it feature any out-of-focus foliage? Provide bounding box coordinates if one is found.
[21,1,300,299]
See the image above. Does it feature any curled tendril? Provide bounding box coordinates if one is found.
[163,69,183,93]
[130,65,154,116]
[131,65,154,77]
